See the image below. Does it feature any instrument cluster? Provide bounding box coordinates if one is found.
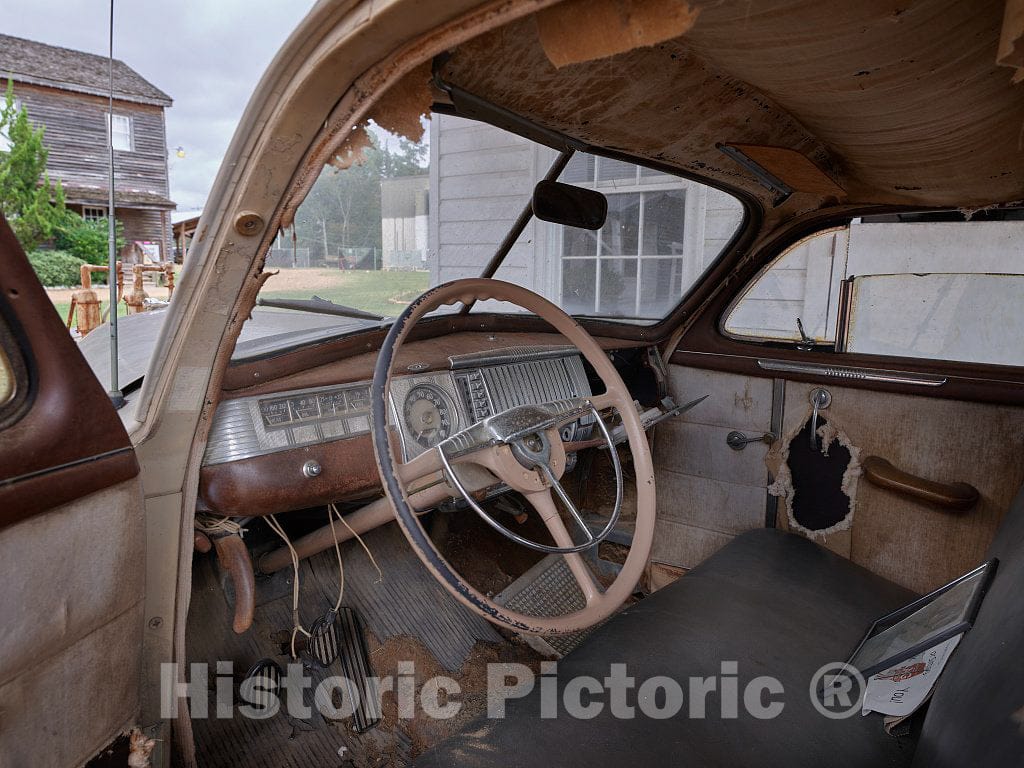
[203,347,591,468]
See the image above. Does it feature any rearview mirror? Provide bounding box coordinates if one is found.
[532,179,607,230]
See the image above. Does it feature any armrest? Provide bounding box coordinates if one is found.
[861,455,980,511]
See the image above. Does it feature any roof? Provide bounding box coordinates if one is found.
[62,184,175,210]
[441,0,1024,214]
[172,215,201,237]
[0,34,172,107]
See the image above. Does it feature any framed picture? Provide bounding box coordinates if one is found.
[845,559,998,678]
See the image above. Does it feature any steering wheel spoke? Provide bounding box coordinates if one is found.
[395,447,443,485]
[524,488,602,605]
[588,392,619,412]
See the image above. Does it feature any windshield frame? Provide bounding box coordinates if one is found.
[228,108,755,365]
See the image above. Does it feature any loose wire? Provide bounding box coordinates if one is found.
[326,505,345,611]
[264,514,310,659]
[330,503,383,583]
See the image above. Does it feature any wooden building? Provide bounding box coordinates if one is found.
[0,34,175,258]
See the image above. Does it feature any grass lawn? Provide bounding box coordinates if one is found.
[51,299,129,325]
[260,269,430,317]
[44,268,428,328]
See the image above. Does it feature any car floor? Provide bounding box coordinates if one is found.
[184,516,546,767]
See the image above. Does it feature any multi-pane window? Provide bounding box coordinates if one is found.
[82,206,107,222]
[106,114,132,151]
[556,154,740,320]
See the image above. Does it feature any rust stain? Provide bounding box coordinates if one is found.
[734,383,754,411]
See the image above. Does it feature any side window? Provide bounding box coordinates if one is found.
[724,226,848,345]
[724,214,1024,367]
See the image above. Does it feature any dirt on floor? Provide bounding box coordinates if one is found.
[363,632,546,760]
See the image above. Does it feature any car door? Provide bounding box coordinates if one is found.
[0,217,146,766]
[657,215,1024,595]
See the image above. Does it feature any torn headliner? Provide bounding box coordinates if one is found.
[436,0,1024,214]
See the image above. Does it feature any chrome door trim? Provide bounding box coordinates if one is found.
[757,359,947,387]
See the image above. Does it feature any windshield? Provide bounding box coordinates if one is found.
[234,113,744,360]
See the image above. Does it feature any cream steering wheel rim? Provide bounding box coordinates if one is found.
[369,278,656,635]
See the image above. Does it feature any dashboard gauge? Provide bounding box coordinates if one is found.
[259,399,292,427]
[403,384,453,448]
[319,391,347,416]
[346,387,370,411]
[291,395,320,421]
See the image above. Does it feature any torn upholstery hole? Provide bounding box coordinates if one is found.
[767,410,862,540]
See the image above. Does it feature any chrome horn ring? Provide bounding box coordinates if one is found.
[437,403,623,554]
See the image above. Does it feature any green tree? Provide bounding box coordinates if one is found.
[0,82,68,250]
[293,128,428,265]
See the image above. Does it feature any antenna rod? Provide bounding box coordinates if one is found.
[106,0,123,408]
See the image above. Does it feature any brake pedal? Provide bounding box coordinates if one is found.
[308,609,341,667]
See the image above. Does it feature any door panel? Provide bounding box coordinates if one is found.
[654,359,1024,595]
[0,483,145,768]
[773,382,1024,593]
[652,366,774,570]
[0,218,145,765]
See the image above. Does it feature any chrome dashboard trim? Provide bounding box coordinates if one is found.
[448,345,577,370]
[756,359,947,387]
[204,349,594,468]
[202,381,372,466]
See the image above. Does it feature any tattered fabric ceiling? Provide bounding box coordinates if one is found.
[438,0,1024,214]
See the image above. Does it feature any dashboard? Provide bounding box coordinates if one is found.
[199,345,593,515]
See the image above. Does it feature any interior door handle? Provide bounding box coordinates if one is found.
[862,456,980,511]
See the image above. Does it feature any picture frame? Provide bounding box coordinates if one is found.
[845,559,998,678]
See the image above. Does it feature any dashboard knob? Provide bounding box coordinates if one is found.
[302,460,323,478]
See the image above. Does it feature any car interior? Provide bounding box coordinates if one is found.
[1,0,1023,767]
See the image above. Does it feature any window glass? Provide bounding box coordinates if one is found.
[724,215,1024,367]
[847,273,1024,366]
[725,226,847,343]
[545,149,743,321]
[106,114,131,151]
[238,113,744,359]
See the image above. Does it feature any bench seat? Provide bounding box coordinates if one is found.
[417,528,920,767]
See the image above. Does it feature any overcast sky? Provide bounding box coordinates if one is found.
[0,0,315,214]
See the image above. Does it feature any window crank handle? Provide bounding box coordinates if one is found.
[726,431,776,451]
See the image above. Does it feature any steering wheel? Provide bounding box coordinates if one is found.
[370,279,655,634]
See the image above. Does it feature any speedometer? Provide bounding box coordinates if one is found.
[403,384,453,448]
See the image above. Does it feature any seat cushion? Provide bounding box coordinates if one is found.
[417,529,919,768]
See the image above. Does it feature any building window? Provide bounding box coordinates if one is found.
[82,206,107,222]
[558,155,690,319]
[105,114,132,151]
